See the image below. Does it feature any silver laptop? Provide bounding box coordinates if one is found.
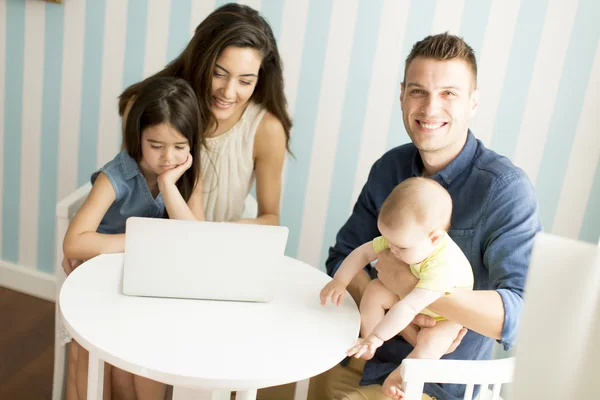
[122,217,289,302]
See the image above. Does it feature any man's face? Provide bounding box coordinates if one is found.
[400,57,479,157]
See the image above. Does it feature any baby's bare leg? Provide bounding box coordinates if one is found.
[382,320,463,399]
[359,279,400,338]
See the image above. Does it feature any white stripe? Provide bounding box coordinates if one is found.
[57,0,86,202]
[189,0,216,38]
[278,0,309,115]
[19,1,45,269]
[278,0,309,193]
[351,0,411,209]
[551,42,600,238]
[469,0,521,146]
[96,0,128,168]
[143,0,171,79]
[431,0,464,35]
[238,0,262,11]
[296,0,359,267]
[0,0,5,251]
[513,0,579,184]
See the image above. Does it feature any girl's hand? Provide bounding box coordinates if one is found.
[62,257,83,276]
[157,154,193,189]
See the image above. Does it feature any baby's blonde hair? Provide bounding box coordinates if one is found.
[379,177,452,233]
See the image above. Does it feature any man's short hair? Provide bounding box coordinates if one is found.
[405,32,477,88]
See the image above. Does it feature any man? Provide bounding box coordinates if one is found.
[308,33,541,400]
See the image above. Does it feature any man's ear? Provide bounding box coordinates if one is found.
[400,82,406,104]
[470,87,480,118]
[429,229,444,246]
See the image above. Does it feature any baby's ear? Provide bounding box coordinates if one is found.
[429,229,444,245]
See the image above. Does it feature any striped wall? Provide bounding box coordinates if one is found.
[1,0,599,275]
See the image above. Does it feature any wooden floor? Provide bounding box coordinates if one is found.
[0,286,55,399]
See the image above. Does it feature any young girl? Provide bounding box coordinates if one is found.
[63,76,204,400]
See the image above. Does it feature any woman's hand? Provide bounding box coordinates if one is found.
[157,154,193,190]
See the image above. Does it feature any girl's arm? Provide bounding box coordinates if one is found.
[63,173,124,260]
[237,112,286,226]
[159,168,206,221]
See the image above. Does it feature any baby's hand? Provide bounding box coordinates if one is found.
[346,334,384,360]
[320,279,347,306]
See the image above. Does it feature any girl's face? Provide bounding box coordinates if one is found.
[139,123,190,179]
[210,46,262,124]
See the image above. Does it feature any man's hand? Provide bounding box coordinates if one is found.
[375,249,418,298]
[345,268,371,307]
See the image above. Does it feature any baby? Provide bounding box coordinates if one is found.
[320,177,474,398]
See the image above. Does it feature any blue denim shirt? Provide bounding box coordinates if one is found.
[326,131,541,400]
[91,150,165,234]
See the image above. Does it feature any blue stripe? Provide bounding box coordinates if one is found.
[535,0,600,229]
[459,0,493,59]
[2,0,26,263]
[260,0,285,41]
[76,0,106,186]
[385,0,436,151]
[490,0,549,157]
[280,0,333,258]
[166,0,192,63]
[37,3,65,273]
[319,0,385,265]
[122,0,148,89]
[579,159,600,244]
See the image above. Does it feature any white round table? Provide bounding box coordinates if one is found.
[59,253,360,400]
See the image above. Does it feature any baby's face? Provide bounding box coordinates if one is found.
[378,222,436,265]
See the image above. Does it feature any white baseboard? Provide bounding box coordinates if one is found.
[0,260,56,302]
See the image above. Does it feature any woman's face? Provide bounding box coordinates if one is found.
[210,46,262,123]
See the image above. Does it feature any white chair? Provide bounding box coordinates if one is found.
[399,357,515,400]
[52,183,260,400]
[512,232,600,399]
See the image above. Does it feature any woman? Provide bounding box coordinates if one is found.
[64,3,293,399]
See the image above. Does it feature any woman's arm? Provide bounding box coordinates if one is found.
[237,112,286,226]
[62,173,124,260]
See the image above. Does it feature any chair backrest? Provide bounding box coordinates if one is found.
[400,357,515,400]
[513,232,600,399]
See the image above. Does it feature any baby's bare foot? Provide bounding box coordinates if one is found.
[382,367,405,399]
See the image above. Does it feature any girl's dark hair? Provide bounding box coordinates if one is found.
[119,3,292,152]
[125,77,202,203]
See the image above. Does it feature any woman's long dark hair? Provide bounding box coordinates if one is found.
[119,3,292,152]
[125,77,202,203]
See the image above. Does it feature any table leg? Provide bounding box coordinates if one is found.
[235,389,257,400]
[172,387,231,400]
[87,352,104,400]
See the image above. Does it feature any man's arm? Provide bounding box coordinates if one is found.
[377,173,540,348]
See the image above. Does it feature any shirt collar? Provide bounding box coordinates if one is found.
[120,150,142,180]
[411,130,478,185]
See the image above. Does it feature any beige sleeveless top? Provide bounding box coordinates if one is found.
[200,101,267,222]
